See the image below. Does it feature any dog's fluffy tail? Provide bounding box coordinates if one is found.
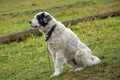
[91,55,101,65]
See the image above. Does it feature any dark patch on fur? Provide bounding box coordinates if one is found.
[36,13,48,27]
[36,12,52,27]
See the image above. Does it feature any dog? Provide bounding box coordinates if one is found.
[29,12,101,77]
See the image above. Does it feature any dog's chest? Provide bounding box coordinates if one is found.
[47,42,57,53]
[47,38,65,53]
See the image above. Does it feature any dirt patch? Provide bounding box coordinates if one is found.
[0,10,120,44]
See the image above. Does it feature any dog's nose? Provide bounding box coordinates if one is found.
[29,21,32,24]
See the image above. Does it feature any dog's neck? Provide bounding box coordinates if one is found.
[42,17,57,32]
[39,17,58,41]
[45,24,57,41]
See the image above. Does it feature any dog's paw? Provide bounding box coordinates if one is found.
[74,67,84,72]
[50,72,61,77]
[68,69,74,72]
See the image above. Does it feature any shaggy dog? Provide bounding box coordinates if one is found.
[29,12,100,77]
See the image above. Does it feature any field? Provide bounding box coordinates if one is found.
[0,0,120,80]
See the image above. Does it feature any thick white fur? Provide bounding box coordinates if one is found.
[30,12,101,77]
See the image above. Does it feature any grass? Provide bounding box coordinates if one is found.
[0,0,120,36]
[0,0,120,80]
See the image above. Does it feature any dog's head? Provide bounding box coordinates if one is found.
[29,12,56,32]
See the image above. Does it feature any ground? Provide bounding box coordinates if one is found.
[0,0,120,80]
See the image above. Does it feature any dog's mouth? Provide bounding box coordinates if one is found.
[29,21,38,28]
[31,25,38,28]
[29,24,37,28]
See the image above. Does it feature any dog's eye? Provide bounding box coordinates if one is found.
[36,16,40,19]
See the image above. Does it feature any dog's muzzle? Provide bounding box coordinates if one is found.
[29,21,37,28]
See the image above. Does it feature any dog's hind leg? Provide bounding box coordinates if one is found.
[68,62,84,72]
[67,59,80,72]
[74,49,100,71]
[74,49,91,71]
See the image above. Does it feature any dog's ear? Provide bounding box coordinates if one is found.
[36,13,47,27]
[44,14,52,23]
[36,12,52,27]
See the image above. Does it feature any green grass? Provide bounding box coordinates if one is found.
[0,0,120,36]
[0,0,120,80]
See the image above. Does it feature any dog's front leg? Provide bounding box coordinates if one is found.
[50,51,64,77]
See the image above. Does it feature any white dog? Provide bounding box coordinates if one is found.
[29,12,100,77]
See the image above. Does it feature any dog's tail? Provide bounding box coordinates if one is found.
[91,55,101,65]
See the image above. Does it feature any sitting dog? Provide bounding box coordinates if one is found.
[29,12,101,77]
